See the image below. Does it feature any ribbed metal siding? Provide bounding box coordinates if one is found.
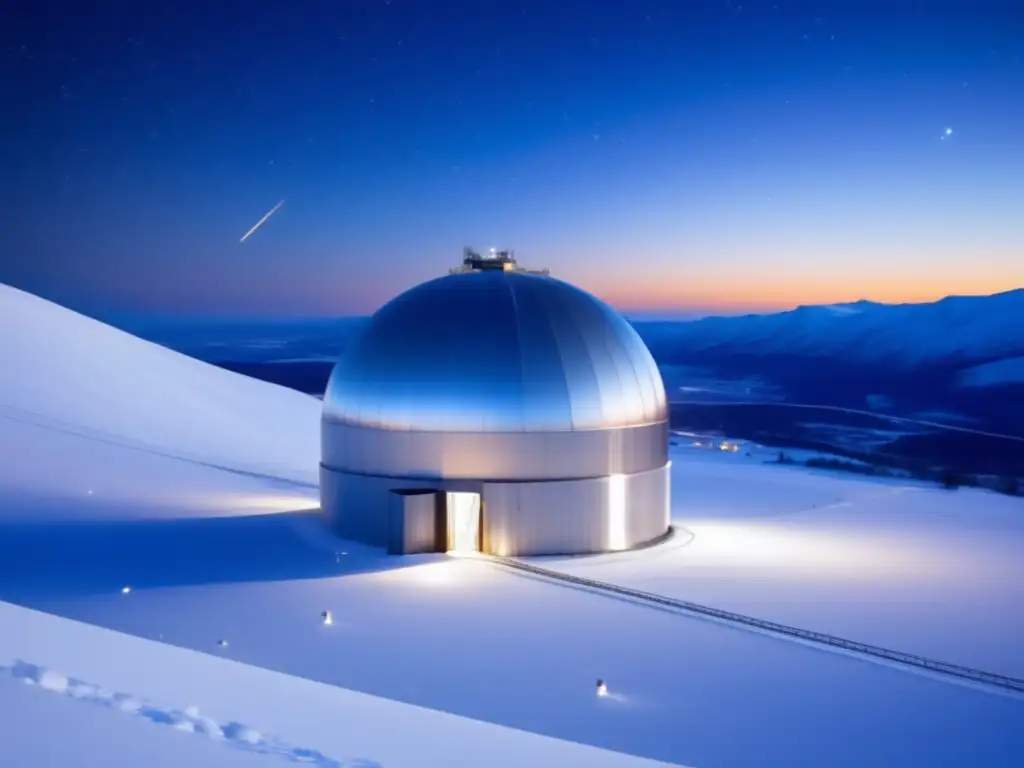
[321,466,423,545]
[321,467,481,546]
[482,464,670,556]
[626,461,672,547]
[387,490,439,555]
[482,478,607,556]
[321,421,667,480]
[322,463,669,556]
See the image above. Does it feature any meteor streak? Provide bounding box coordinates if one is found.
[239,199,284,243]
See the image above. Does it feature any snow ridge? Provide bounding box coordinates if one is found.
[959,355,1024,388]
[641,288,1024,367]
[2,660,382,768]
[0,401,317,489]
[0,282,321,484]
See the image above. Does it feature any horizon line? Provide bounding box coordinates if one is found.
[82,285,1024,327]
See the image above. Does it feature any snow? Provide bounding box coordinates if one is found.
[6,522,1024,767]
[0,284,321,486]
[0,603,672,768]
[2,284,1023,767]
[959,355,1024,388]
[542,448,1024,678]
[0,285,678,768]
[0,667,287,768]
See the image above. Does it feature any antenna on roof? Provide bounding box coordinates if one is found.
[450,246,549,276]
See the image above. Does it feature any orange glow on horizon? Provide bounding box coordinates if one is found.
[587,273,1024,314]
[556,241,1024,315]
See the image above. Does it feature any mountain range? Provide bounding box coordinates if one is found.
[635,288,1024,434]
[637,289,1024,374]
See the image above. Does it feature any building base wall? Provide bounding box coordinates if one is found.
[319,463,670,557]
[322,419,668,481]
[387,489,440,555]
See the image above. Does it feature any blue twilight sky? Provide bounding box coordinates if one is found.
[1,0,1022,319]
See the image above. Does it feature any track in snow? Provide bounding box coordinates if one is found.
[1,660,381,768]
[479,554,1024,697]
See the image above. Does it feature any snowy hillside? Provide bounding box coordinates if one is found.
[0,285,682,767]
[0,284,321,486]
[959,355,1024,388]
[641,289,1024,369]
[1,284,1022,767]
[1,602,675,768]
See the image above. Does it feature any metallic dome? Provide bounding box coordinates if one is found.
[323,270,667,433]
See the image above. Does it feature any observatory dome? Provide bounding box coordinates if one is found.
[322,270,667,433]
[320,255,671,558]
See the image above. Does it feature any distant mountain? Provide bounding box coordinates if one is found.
[635,289,1024,435]
[638,289,1024,370]
[959,355,1024,388]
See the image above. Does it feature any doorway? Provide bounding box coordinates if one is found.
[445,492,481,553]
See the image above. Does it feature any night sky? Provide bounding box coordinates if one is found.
[2,1,1022,319]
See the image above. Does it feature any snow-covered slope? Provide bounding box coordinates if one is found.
[959,355,1024,388]
[642,289,1024,368]
[1,667,289,768]
[1,601,676,768]
[0,286,684,767]
[2,284,1022,767]
[0,284,320,484]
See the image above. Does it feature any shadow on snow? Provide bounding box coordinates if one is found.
[0,508,428,601]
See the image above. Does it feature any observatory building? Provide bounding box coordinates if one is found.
[320,248,670,557]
